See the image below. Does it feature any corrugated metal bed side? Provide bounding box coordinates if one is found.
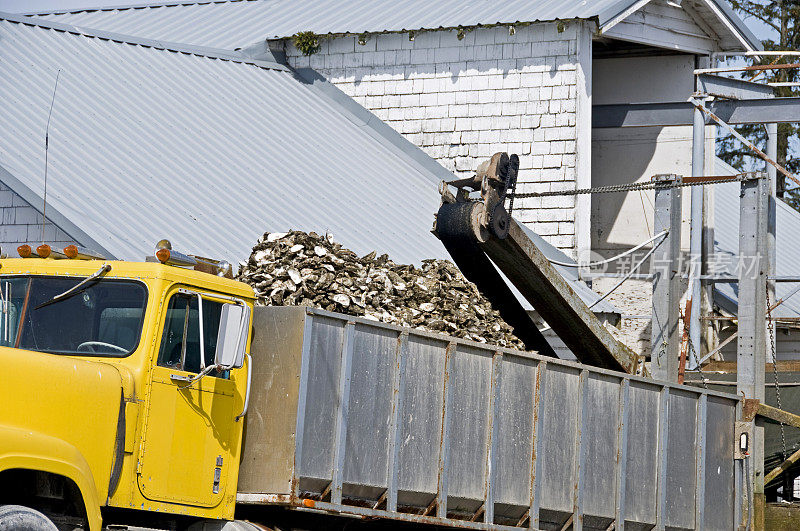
[240,305,738,530]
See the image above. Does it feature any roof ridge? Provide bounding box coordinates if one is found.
[0,11,287,71]
[22,0,257,17]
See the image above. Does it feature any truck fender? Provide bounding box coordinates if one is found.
[0,425,103,531]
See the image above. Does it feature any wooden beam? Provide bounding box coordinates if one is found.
[480,219,640,374]
[765,446,800,486]
[756,402,800,430]
[700,360,800,373]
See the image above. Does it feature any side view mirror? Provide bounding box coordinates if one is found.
[215,304,249,369]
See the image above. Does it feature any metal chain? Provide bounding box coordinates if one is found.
[511,174,747,199]
[767,290,788,465]
[506,166,518,216]
[686,334,708,389]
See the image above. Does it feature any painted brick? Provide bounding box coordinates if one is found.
[497,59,517,72]
[292,55,310,68]
[473,27,495,45]
[377,32,404,51]
[425,106,448,119]
[309,53,325,69]
[536,222,560,236]
[329,36,356,54]
[414,31,441,49]
[556,113,574,127]
[549,235,576,249]
[543,154,562,168]
[419,92,438,107]
[440,118,456,131]
[439,30,465,48]
[460,130,479,143]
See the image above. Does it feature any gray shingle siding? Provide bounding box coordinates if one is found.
[0,180,77,254]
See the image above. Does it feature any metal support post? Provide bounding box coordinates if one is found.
[766,124,778,363]
[737,172,770,530]
[651,174,682,381]
[689,88,706,366]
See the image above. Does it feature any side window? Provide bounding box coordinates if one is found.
[157,293,227,377]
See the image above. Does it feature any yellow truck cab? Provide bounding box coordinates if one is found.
[0,245,254,531]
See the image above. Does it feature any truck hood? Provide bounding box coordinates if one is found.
[0,346,125,504]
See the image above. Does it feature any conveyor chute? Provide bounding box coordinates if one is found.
[433,153,640,373]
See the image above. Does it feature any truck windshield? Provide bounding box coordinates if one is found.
[0,276,147,357]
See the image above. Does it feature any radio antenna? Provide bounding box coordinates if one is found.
[42,68,61,243]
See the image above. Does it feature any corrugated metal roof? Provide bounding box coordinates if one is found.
[713,158,800,318]
[0,12,616,315]
[0,12,449,268]
[28,0,759,51]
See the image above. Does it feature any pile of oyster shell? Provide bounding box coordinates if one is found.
[238,230,524,348]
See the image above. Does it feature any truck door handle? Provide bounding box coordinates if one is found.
[170,374,192,383]
[235,353,252,422]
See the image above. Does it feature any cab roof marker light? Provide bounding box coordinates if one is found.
[35,244,68,259]
[17,244,32,258]
[63,245,107,260]
[36,244,51,258]
[154,239,198,268]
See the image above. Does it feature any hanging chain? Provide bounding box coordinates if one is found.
[686,334,708,390]
[506,166,519,217]
[510,174,747,199]
[767,290,788,464]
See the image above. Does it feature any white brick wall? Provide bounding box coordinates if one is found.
[282,22,587,253]
[0,181,77,254]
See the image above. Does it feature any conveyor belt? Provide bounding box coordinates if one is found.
[436,200,638,373]
[436,201,557,357]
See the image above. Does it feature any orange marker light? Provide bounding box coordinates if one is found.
[302,499,316,508]
[64,245,78,259]
[156,248,171,263]
[36,244,51,258]
[17,244,31,258]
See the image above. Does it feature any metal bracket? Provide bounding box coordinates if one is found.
[652,173,683,184]
[741,398,760,422]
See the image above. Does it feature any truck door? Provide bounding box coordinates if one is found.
[137,289,241,508]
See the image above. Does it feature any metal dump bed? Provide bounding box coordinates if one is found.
[238,306,739,530]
